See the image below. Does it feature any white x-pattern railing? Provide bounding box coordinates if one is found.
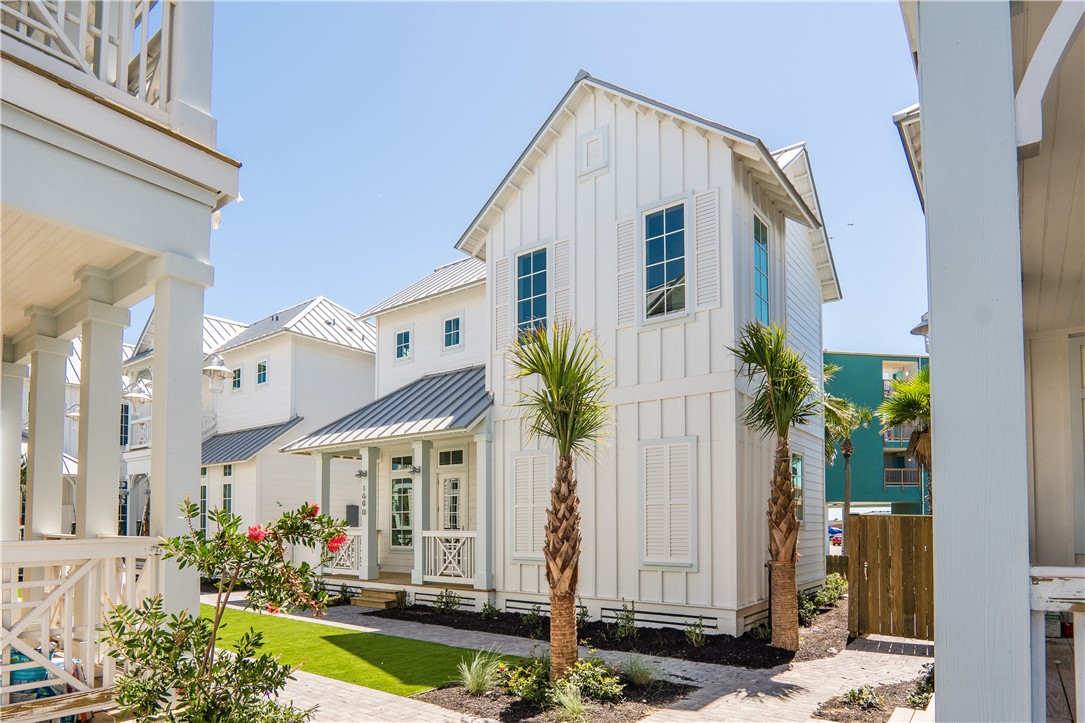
[422,531,476,583]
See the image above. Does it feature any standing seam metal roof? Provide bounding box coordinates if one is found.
[202,416,304,466]
[361,258,485,318]
[214,297,376,354]
[281,365,491,452]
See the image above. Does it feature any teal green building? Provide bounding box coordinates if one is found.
[823,351,929,516]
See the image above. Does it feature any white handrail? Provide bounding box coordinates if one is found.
[1029,565,1083,722]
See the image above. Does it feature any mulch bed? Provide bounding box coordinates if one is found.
[415,681,696,723]
[815,678,923,723]
[367,596,850,669]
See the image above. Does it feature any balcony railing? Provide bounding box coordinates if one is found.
[1,0,172,114]
[422,531,476,584]
[884,423,918,444]
[884,467,922,488]
[128,417,151,450]
[1,537,160,703]
[1029,566,1083,722]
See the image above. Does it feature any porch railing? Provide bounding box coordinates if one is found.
[884,467,922,488]
[884,423,918,444]
[1,537,160,703]
[128,417,151,450]
[422,531,476,584]
[0,0,173,115]
[328,527,363,572]
[1029,566,1083,722]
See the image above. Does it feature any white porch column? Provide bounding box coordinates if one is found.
[1,363,28,541]
[474,429,493,590]
[75,297,129,538]
[918,1,1031,719]
[314,452,331,574]
[23,333,72,539]
[149,255,212,615]
[166,0,216,146]
[410,440,432,585]
[358,447,379,580]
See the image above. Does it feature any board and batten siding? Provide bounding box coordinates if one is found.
[482,86,829,631]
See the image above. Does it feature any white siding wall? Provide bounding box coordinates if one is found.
[291,336,375,435]
[216,336,293,433]
[375,285,487,397]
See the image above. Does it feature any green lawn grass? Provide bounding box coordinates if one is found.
[202,605,506,697]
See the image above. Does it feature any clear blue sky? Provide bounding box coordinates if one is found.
[130,2,928,355]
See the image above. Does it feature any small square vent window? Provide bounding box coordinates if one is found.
[578,126,609,179]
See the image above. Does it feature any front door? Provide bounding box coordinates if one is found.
[437,474,464,531]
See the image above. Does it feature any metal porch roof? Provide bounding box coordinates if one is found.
[202,417,304,466]
[281,365,491,453]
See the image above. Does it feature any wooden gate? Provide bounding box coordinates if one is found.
[847,514,934,640]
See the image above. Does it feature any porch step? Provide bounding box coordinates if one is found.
[350,588,402,609]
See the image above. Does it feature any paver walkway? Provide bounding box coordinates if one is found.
[211,594,933,722]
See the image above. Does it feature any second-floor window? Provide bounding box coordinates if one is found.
[231,367,242,391]
[444,316,461,349]
[395,330,411,361]
[516,248,547,335]
[754,215,770,325]
[645,204,686,319]
[119,403,129,447]
[256,360,268,386]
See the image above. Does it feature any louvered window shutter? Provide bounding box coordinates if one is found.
[513,453,549,559]
[553,239,572,324]
[494,257,510,351]
[616,219,636,327]
[642,441,694,565]
[694,189,720,309]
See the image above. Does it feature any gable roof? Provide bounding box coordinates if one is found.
[65,337,136,384]
[455,70,821,259]
[126,312,248,364]
[361,257,486,318]
[771,142,843,303]
[215,297,376,354]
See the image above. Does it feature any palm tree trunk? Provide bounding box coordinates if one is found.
[842,440,853,559]
[768,436,800,651]
[545,455,580,680]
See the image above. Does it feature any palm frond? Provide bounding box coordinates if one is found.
[729,322,820,439]
[507,321,612,458]
[876,366,930,430]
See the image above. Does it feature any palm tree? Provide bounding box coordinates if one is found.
[823,364,873,558]
[876,365,932,512]
[509,321,611,680]
[730,322,820,652]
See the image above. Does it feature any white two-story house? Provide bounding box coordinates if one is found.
[285,72,840,636]
[123,297,376,534]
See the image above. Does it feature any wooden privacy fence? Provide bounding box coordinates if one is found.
[826,555,849,579]
[848,514,933,641]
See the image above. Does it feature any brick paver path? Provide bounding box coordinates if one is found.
[213,595,933,722]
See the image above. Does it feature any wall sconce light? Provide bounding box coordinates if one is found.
[409,465,422,474]
[355,469,367,478]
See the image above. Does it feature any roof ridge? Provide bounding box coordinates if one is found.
[433,256,483,271]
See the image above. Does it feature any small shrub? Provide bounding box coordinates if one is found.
[576,597,589,629]
[434,589,462,615]
[521,604,545,638]
[457,648,503,695]
[615,600,637,639]
[843,685,883,710]
[749,622,772,640]
[394,590,411,609]
[551,682,587,721]
[480,601,499,620]
[336,584,359,605]
[814,573,848,609]
[825,572,848,597]
[500,655,549,704]
[558,656,624,702]
[684,616,707,648]
[620,654,660,686]
[798,589,819,626]
[906,663,935,709]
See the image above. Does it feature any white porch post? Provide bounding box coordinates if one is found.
[918,1,1031,719]
[23,331,72,539]
[314,452,331,574]
[75,293,129,538]
[474,429,493,590]
[358,447,379,580]
[411,440,432,585]
[1,363,28,541]
[149,255,212,615]
[166,0,216,146]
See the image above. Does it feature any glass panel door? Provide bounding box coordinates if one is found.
[439,475,462,531]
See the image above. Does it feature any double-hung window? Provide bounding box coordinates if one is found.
[390,455,413,546]
[644,204,686,319]
[791,453,804,523]
[119,403,130,447]
[753,215,770,325]
[516,248,547,335]
[231,367,242,391]
[395,330,411,361]
[256,360,268,386]
[443,316,461,349]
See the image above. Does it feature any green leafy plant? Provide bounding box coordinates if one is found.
[551,682,587,721]
[813,573,847,609]
[906,663,935,709]
[576,597,589,629]
[102,501,346,723]
[798,589,820,626]
[844,685,883,710]
[749,622,772,641]
[684,616,707,648]
[457,648,503,696]
[335,584,359,606]
[480,601,500,620]
[615,601,637,640]
[521,604,545,639]
[499,655,550,705]
[557,656,624,702]
[395,590,411,609]
[619,655,660,686]
[434,589,463,615]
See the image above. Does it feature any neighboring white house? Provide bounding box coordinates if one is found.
[893,1,1083,720]
[285,72,840,636]
[122,297,376,534]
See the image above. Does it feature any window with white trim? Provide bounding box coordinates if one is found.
[642,439,695,566]
[256,360,268,386]
[443,316,462,349]
[753,215,770,325]
[438,449,464,466]
[395,329,411,361]
[512,453,549,559]
[391,455,413,547]
[231,367,242,391]
[442,476,462,531]
[791,453,804,523]
[644,203,687,319]
[199,484,207,534]
[119,403,130,447]
[222,481,233,514]
[516,248,547,336]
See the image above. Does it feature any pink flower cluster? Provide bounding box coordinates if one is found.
[327,532,348,553]
[246,525,267,543]
[307,504,320,518]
